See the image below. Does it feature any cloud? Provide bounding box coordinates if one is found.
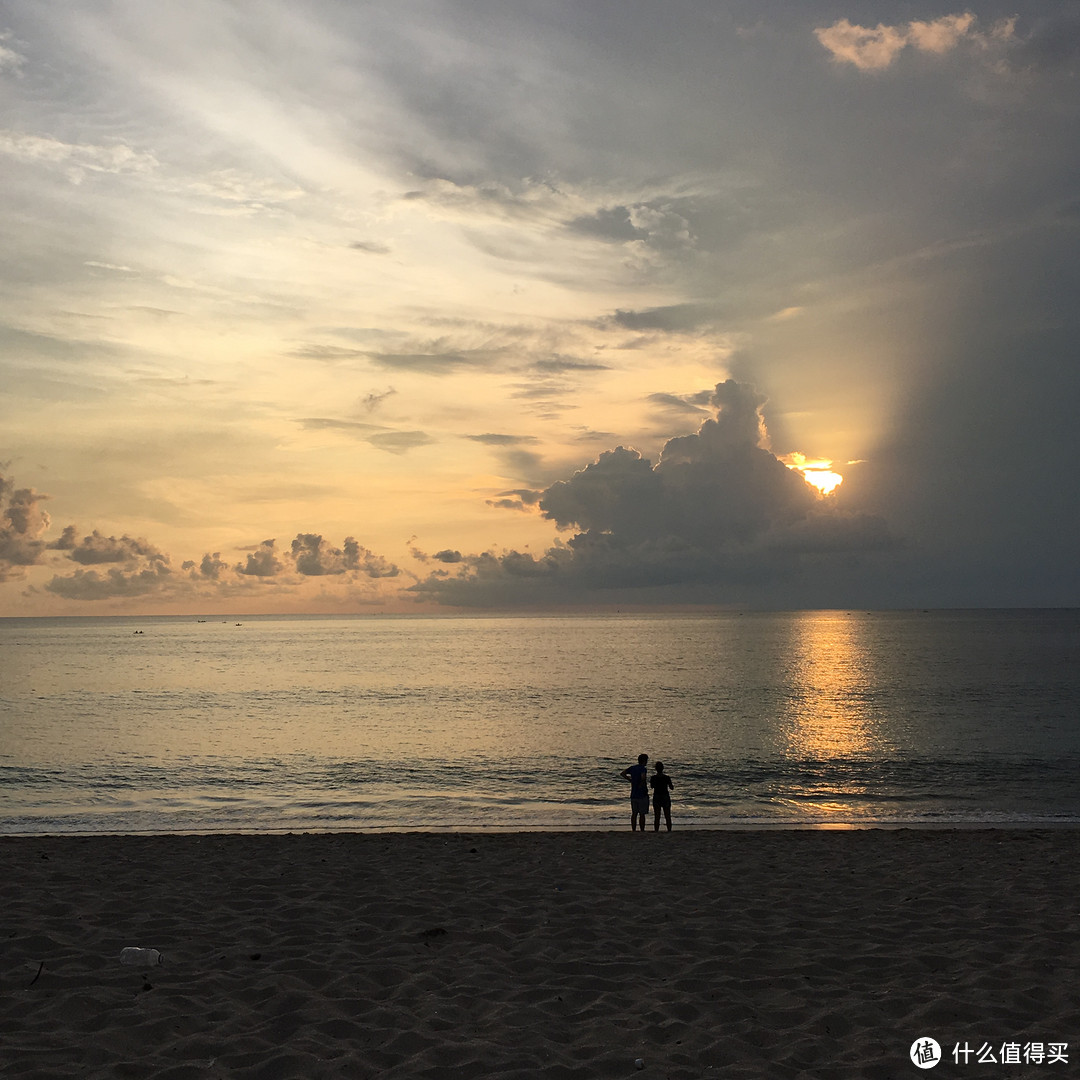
[0,476,51,581]
[504,489,543,506]
[487,498,531,512]
[350,240,391,255]
[234,535,400,580]
[300,418,433,454]
[183,551,228,580]
[299,418,386,434]
[367,431,434,454]
[465,433,540,446]
[411,380,894,606]
[290,533,398,577]
[485,487,544,512]
[566,200,694,252]
[48,524,78,551]
[36,519,178,601]
[0,31,26,73]
[65,530,168,566]
[907,14,978,56]
[611,304,717,333]
[360,388,397,412]
[236,540,284,577]
[1006,12,1080,72]
[0,130,158,183]
[531,357,609,373]
[647,391,712,415]
[567,206,643,243]
[28,504,405,600]
[290,345,368,363]
[814,14,1015,72]
[44,563,172,600]
[2,478,185,599]
[398,175,564,222]
[366,351,489,375]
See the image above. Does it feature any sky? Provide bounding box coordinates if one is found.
[2,1,1079,615]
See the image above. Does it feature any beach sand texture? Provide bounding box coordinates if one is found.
[2,830,1078,1079]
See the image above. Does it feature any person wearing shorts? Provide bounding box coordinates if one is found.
[650,761,673,831]
[620,753,650,831]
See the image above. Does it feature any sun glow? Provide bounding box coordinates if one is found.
[781,452,844,496]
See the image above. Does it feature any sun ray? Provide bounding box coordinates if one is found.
[780,452,844,496]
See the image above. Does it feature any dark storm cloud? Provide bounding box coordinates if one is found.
[411,380,895,607]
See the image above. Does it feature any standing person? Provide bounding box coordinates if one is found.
[620,753,650,831]
[650,761,673,832]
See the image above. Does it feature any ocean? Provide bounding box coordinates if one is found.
[1,610,1078,834]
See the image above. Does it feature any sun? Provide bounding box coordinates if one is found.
[781,452,843,496]
[801,468,844,495]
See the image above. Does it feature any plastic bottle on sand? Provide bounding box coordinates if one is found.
[120,947,163,966]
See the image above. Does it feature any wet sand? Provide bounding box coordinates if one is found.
[2,829,1078,1079]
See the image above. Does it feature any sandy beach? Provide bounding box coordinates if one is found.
[2,829,1078,1079]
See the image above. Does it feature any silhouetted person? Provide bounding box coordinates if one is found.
[651,761,673,831]
[620,753,650,831]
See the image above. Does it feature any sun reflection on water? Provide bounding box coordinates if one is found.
[777,611,883,761]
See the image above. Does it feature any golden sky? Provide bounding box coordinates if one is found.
[2,2,1079,613]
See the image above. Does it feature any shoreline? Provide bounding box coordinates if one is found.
[6,818,1080,838]
[4,828,1078,1078]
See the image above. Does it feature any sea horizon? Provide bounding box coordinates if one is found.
[4,609,1079,836]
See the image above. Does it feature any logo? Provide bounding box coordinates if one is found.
[911,1038,942,1069]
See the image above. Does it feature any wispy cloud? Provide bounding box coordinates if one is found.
[0,130,159,181]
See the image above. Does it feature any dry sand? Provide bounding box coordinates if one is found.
[2,829,1078,1079]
